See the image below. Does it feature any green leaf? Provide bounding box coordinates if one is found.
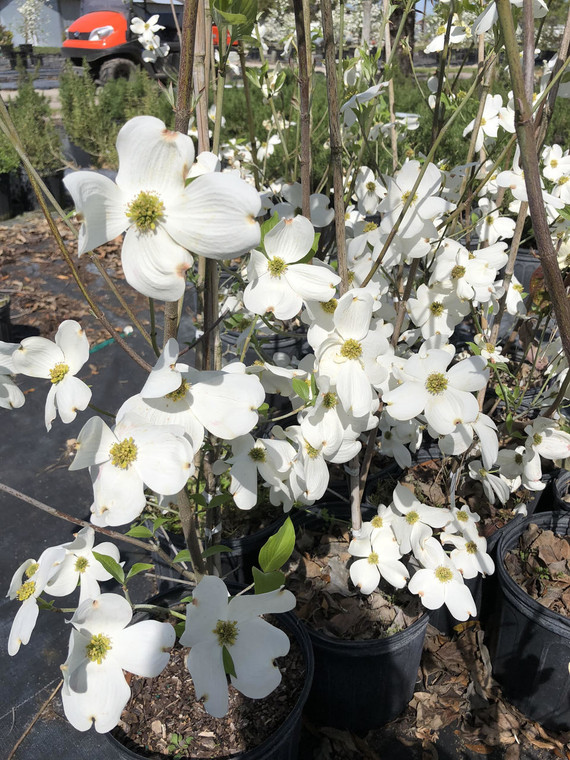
[558,205,570,222]
[466,341,481,355]
[92,552,125,584]
[126,563,154,581]
[258,517,295,573]
[222,645,237,677]
[187,492,207,508]
[292,377,310,402]
[173,549,192,563]
[174,621,185,639]
[207,493,232,509]
[201,544,233,558]
[252,566,286,594]
[125,525,153,538]
[260,211,281,245]
[506,412,514,434]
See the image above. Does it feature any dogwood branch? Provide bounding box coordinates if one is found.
[0,482,195,581]
[497,0,570,370]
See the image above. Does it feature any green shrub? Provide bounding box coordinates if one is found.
[10,69,61,174]
[59,62,174,169]
[0,25,13,47]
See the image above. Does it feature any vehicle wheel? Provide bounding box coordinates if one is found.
[98,58,137,84]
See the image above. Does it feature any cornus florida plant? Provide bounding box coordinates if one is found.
[4,0,570,742]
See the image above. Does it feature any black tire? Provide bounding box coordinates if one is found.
[98,57,137,84]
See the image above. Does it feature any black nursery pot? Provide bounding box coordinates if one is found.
[106,586,315,760]
[549,469,570,512]
[305,613,428,734]
[297,502,427,734]
[490,511,570,732]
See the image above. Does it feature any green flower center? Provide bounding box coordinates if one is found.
[451,265,466,279]
[533,433,543,446]
[50,363,70,384]
[75,556,89,573]
[513,283,524,293]
[437,24,446,34]
[456,510,468,522]
[465,541,478,555]
[368,551,379,564]
[86,633,112,664]
[109,437,138,469]
[559,176,569,186]
[340,338,362,360]
[384,430,392,439]
[305,442,320,459]
[406,510,419,525]
[323,391,338,409]
[371,515,383,529]
[435,566,453,583]
[268,257,288,278]
[366,181,376,192]
[25,562,39,578]
[321,298,337,314]
[550,158,558,168]
[485,342,495,353]
[248,447,266,462]
[213,619,238,647]
[363,221,378,233]
[426,372,448,395]
[16,580,36,601]
[401,190,418,204]
[166,379,189,402]
[126,191,165,232]
[515,453,523,464]
[479,467,488,478]
[429,301,445,317]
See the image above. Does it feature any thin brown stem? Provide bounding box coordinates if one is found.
[293,0,312,217]
[321,0,348,295]
[0,482,195,580]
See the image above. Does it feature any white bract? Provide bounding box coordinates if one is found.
[12,320,91,431]
[64,116,261,301]
[61,594,175,733]
[348,518,409,594]
[180,576,295,718]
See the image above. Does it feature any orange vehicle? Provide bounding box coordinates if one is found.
[62,0,230,82]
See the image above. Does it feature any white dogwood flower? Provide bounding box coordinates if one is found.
[12,320,91,431]
[7,546,65,655]
[440,532,495,579]
[349,519,409,593]
[408,538,476,620]
[119,339,265,450]
[64,116,261,301]
[382,348,488,436]
[244,216,340,320]
[70,414,194,526]
[61,594,174,732]
[0,341,25,409]
[45,527,121,605]
[180,576,295,718]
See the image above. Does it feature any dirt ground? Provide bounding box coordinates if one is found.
[1,210,570,760]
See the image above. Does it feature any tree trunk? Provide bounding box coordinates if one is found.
[389,1,415,76]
